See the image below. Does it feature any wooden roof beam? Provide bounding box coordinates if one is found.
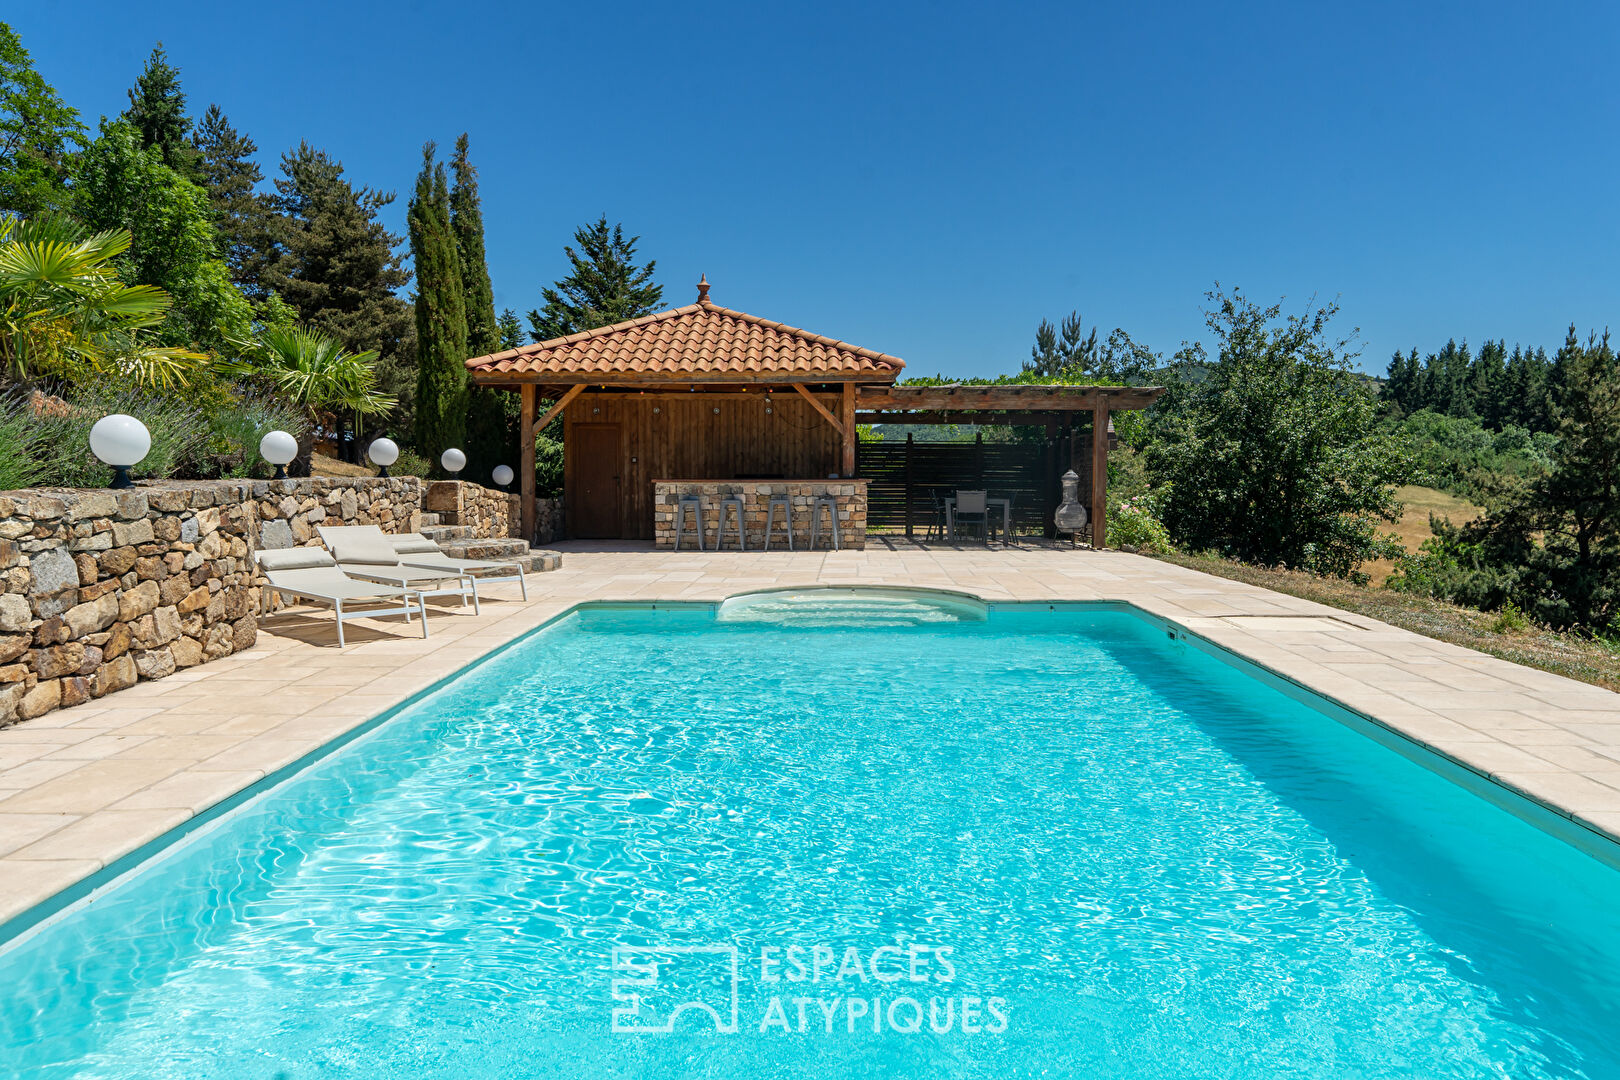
[793,382,845,436]
[855,386,1163,411]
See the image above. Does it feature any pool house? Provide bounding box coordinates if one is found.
[464,279,1163,548]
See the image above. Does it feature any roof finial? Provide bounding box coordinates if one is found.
[697,274,710,304]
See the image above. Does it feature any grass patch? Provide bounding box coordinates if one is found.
[1154,551,1620,692]
[310,452,376,478]
[1362,484,1483,585]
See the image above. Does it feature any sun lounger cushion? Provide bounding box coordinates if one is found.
[321,527,402,566]
[390,536,442,554]
[255,547,335,571]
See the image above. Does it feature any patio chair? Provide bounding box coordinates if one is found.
[254,546,428,647]
[316,525,481,615]
[388,532,529,601]
[953,489,991,544]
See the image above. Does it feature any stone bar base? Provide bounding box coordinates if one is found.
[653,481,867,550]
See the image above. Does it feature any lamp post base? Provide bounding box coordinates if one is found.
[377,466,390,478]
[108,465,133,490]
[272,465,288,480]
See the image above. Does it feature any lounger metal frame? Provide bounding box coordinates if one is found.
[260,582,429,648]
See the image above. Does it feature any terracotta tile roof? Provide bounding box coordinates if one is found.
[463,300,905,382]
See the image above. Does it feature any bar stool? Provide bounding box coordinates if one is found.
[673,494,705,551]
[764,494,793,551]
[809,495,841,551]
[717,494,747,551]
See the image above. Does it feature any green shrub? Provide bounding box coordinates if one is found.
[1385,514,1514,608]
[1109,496,1172,553]
[392,448,431,478]
[1489,602,1531,634]
[186,388,309,480]
[0,392,45,491]
[1392,409,1555,501]
[536,434,564,497]
[32,384,212,487]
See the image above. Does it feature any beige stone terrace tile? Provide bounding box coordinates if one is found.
[2,544,1620,932]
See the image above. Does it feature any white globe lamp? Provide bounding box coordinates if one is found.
[492,464,514,489]
[440,448,467,477]
[258,430,298,480]
[367,437,400,477]
[88,414,151,490]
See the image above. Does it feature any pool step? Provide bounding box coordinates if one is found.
[716,589,985,626]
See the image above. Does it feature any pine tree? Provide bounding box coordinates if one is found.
[1471,339,1508,427]
[497,309,525,349]
[192,104,274,297]
[1059,311,1098,372]
[265,141,413,369]
[1383,349,1420,414]
[408,142,467,464]
[1025,318,1061,376]
[122,43,200,181]
[450,134,514,479]
[0,21,85,216]
[526,216,662,341]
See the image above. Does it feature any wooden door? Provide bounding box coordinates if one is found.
[572,423,622,538]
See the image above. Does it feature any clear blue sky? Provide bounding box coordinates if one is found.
[12,1,1619,376]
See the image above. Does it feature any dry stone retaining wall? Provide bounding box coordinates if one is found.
[424,481,518,538]
[0,476,512,728]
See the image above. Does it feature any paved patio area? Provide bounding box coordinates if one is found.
[3,544,1619,933]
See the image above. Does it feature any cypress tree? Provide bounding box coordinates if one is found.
[122,43,201,180]
[451,133,515,480]
[408,141,467,465]
[526,216,662,340]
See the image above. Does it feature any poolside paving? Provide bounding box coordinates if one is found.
[4,543,1620,931]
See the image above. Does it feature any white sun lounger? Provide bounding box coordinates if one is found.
[388,532,529,601]
[316,525,481,615]
[254,546,428,647]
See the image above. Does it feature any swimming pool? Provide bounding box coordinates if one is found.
[3,596,1619,1078]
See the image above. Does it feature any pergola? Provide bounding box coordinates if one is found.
[463,281,1163,546]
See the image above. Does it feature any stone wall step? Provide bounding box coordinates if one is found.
[441,539,530,559]
[417,512,441,527]
[419,524,475,542]
[432,537,562,573]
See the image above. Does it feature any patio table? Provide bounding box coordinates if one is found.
[944,496,1013,542]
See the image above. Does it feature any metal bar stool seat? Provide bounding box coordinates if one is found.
[673,494,706,551]
[808,495,841,551]
[717,494,747,551]
[764,494,794,551]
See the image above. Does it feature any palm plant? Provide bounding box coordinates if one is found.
[0,215,209,389]
[248,326,397,464]
[251,326,396,416]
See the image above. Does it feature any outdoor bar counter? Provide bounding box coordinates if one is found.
[652,479,867,550]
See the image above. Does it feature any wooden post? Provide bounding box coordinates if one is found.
[840,383,857,477]
[1091,406,1108,550]
[1049,420,1062,540]
[519,384,537,543]
[904,432,914,539]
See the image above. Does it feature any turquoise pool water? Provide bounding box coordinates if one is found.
[3,598,1620,1078]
